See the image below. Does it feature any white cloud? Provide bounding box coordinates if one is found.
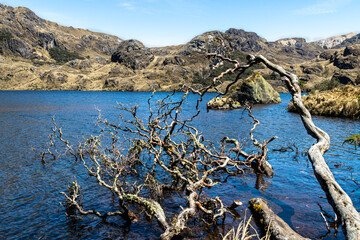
[118,1,137,11]
[294,0,352,15]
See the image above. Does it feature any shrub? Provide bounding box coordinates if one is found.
[313,77,342,92]
[48,47,83,64]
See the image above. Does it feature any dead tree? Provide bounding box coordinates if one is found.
[188,53,360,239]
[45,91,276,239]
[42,52,360,239]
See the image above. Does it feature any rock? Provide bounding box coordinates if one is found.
[333,55,359,69]
[344,45,360,57]
[319,51,333,60]
[66,59,92,69]
[94,56,107,65]
[9,38,32,59]
[231,73,281,104]
[163,56,185,66]
[225,28,265,52]
[111,39,154,70]
[313,33,357,49]
[104,78,118,88]
[181,31,232,56]
[37,32,58,49]
[331,72,355,85]
[301,64,323,74]
[207,73,281,110]
[207,96,241,110]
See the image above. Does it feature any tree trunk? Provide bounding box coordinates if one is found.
[253,55,360,239]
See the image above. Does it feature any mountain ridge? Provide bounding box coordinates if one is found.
[0,4,359,92]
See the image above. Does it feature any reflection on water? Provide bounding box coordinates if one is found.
[0,91,359,239]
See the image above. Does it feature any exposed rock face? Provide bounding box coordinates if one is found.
[181,31,232,56]
[207,73,281,110]
[301,64,323,74]
[111,39,154,70]
[276,38,306,47]
[8,38,32,58]
[1,3,359,93]
[225,28,266,52]
[331,46,360,69]
[333,33,360,48]
[288,85,360,119]
[0,4,122,60]
[266,37,324,62]
[314,33,357,49]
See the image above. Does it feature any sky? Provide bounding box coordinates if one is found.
[1,0,360,47]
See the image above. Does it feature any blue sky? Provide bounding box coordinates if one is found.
[2,0,360,47]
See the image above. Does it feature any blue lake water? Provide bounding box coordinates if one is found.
[0,91,359,239]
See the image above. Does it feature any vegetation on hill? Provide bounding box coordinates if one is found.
[0,29,13,54]
[48,47,84,64]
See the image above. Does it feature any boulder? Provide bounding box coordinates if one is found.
[207,73,281,110]
[111,39,154,70]
[232,73,281,104]
[333,55,359,69]
[207,96,241,110]
[9,38,32,59]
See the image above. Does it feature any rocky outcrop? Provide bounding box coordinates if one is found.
[225,28,266,52]
[313,33,357,49]
[331,46,360,69]
[288,85,360,119]
[111,39,154,70]
[207,96,241,110]
[207,73,281,110]
[0,4,122,60]
[180,31,232,56]
[333,34,360,48]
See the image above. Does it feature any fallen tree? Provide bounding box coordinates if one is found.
[44,92,276,239]
[43,53,360,239]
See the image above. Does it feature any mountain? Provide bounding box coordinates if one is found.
[0,3,359,92]
[0,4,122,60]
[313,33,357,49]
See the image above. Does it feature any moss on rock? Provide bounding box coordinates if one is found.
[207,73,281,110]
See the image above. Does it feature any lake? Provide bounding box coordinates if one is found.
[0,91,359,239]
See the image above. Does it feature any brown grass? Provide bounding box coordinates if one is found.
[288,85,360,119]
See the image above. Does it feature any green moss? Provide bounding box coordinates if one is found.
[125,194,157,214]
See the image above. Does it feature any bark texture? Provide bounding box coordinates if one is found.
[252,54,360,239]
[249,198,310,240]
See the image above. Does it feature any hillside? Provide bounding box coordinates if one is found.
[0,3,359,92]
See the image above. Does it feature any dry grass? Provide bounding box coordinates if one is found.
[222,216,270,240]
[288,85,360,119]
